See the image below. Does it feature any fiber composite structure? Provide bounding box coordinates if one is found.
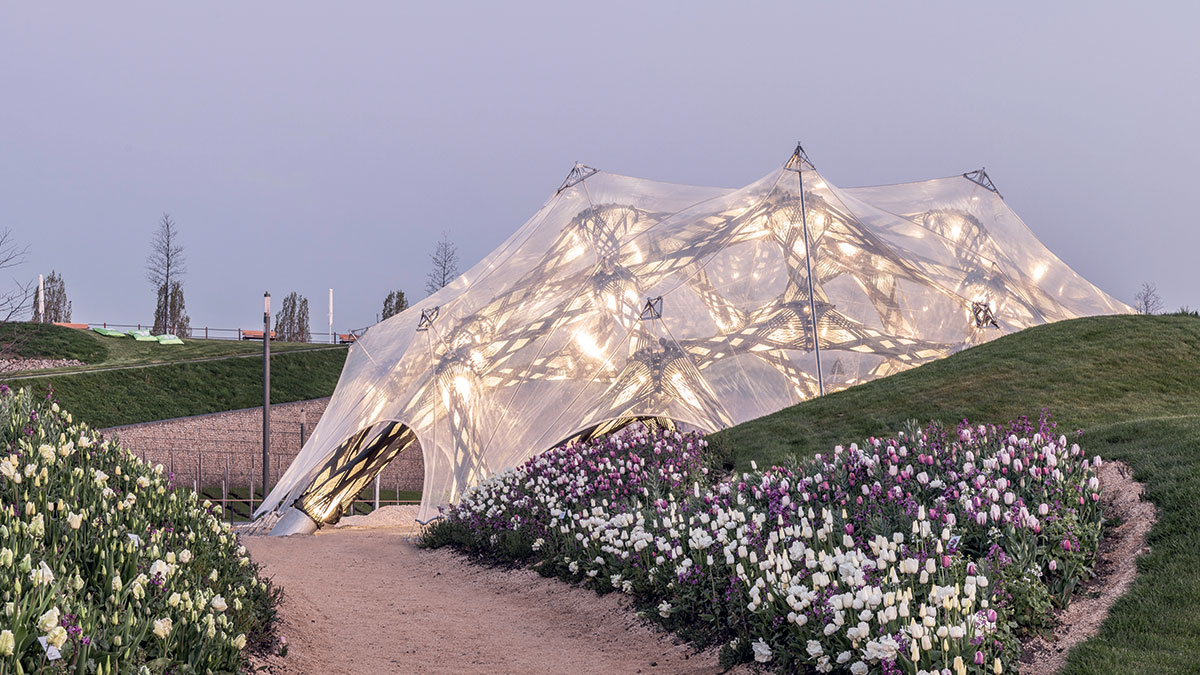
[257,147,1130,531]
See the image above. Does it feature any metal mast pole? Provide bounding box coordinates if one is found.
[794,144,825,397]
[263,292,271,494]
[328,288,334,344]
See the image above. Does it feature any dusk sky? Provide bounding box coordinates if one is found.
[2,3,1196,335]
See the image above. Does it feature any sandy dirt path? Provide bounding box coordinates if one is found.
[244,529,729,675]
[244,460,1153,675]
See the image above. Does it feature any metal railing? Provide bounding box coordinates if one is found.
[80,321,367,344]
[119,443,421,524]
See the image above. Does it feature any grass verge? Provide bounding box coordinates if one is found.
[1055,416,1200,673]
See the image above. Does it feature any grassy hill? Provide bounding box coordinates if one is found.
[0,323,348,427]
[0,321,110,363]
[714,314,1200,673]
[0,321,329,373]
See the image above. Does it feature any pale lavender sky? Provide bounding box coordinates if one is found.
[2,3,1196,333]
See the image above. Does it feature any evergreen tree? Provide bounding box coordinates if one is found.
[274,292,311,342]
[32,270,71,323]
[153,281,191,336]
[381,290,409,321]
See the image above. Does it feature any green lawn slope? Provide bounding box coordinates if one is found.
[0,321,109,363]
[713,314,1200,673]
[0,323,348,427]
[0,321,330,373]
[9,348,347,428]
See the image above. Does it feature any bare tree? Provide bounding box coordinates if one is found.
[274,292,311,342]
[381,289,409,321]
[0,230,35,370]
[146,214,187,331]
[425,232,459,296]
[32,270,71,323]
[1135,282,1163,315]
[0,229,32,323]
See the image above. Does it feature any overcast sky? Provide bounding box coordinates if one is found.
[2,2,1195,335]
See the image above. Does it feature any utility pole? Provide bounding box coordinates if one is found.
[328,288,334,344]
[263,291,271,494]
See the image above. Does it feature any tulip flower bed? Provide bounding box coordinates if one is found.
[0,387,279,673]
[423,416,1104,674]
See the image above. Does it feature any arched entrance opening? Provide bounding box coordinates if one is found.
[284,420,421,530]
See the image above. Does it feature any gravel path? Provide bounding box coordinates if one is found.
[0,357,85,374]
[1017,460,1156,674]
[244,527,730,675]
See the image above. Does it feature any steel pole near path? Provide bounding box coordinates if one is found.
[263,292,271,496]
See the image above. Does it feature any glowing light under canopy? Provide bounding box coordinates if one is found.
[257,147,1131,528]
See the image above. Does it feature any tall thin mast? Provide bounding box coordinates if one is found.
[788,143,824,397]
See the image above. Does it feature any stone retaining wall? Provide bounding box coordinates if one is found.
[101,399,425,494]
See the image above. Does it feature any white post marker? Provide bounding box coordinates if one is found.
[263,291,271,495]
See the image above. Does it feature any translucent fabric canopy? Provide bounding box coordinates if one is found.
[256,147,1130,528]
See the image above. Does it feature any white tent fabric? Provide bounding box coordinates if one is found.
[256,148,1130,527]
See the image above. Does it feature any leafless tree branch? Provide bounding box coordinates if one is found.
[425,232,459,296]
[147,214,187,331]
[1135,282,1163,315]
